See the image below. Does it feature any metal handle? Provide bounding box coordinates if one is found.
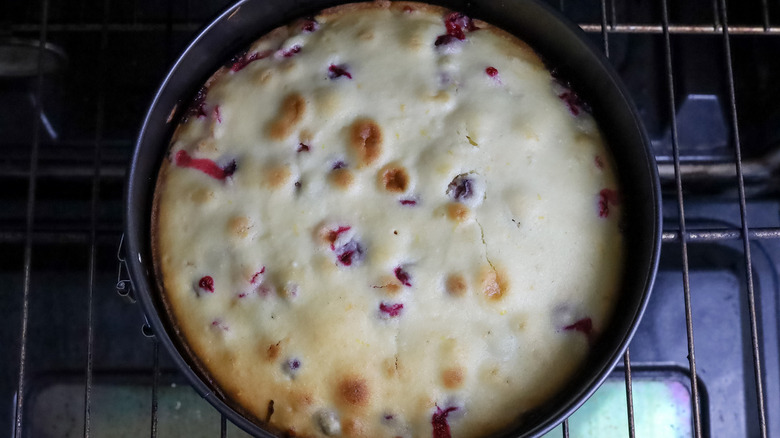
[116,234,136,303]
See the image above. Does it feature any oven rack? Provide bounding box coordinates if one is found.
[5,0,778,437]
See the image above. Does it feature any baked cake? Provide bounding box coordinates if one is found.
[152,2,624,437]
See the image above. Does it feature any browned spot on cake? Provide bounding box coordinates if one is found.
[195,138,217,153]
[338,376,370,407]
[291,390,314,411]
[349,119,382,167]
[382,357,396,377]
[358,29,375,40]
[268,93,306,140]
[299,129,313,144]
[254,68,273,85]
[267,341,282,361]
[329,168,354,189]
[190,188,214,203]
[264,164,292,188]
[480,266,509,300]
[445,273,468,296]
[342,417,367,437]
[447,202,470,222]
[228,216,251,238]
[378,163,409,193]
[425,90,451,102]
[442,366,465,389]
[373,276,401,295]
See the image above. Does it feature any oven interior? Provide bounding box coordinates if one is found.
[1,0,779,437]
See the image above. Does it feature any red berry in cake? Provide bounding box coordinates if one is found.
[597,188,620,218]
[283,357,302,377]
[434,34,460,47]
[564,317,593,337]
[229,50,270,72]
[558,90,584,116]
[281,45,301,58]
[486,66,499,77]
[332,160,347,170]
[394,266,412,287]
[301,17,319,33]
[336,239,364,266]
[325,226,352,250]
[431,405,458,438]
[379,302,404,317]
[594,155,604,169]
[297,143,311,153]
[399,198,418,206]
[447,174,474,201]
[173,150,236,180]
[250,267,266,284]
[199,276,214,293]
[186,86,209,120]
[444,12,477,40]
[328,64,353,79]
[211,319,229,331]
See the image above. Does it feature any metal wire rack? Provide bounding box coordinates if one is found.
[3,0,779,437]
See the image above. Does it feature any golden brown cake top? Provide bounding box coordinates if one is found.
[153,2,624,437]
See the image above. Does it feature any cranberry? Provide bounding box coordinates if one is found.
[434,34,460,47]
[399,198,417,206]
[199,276,214,293]
[332,160,347,170]
[485,66,499,78]
[379,302,404,317]
[394,266,412,287]
[229,50,270,72]
[327,226,352,250]
[336,239,364,266]
[211,319,229,331]
[558,90,585,116]
[301,17,319,33]
[282,358,302,377]
[280,45,301,58]
[432,406,458,438]
[174,150,236,180]
[297,143,310,153]
[250,267,266,284]
[598,188,620,218]
[447,174,473,201]
[444,12,477,40]
[564,317,593,337]
[594,155,604,169]
[328,64,353,79]
[187,86,209,120]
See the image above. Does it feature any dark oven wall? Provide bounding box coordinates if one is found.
[1,0,779,437]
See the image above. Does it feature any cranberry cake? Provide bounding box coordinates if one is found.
[152,2,624,437]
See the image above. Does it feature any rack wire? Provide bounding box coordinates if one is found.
[7,0,779,437]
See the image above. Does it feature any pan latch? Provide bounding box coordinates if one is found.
[116,234,136,303]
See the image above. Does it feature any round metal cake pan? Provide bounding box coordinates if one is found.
[124,0,662,436]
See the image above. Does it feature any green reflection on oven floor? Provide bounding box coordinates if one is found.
[543,380,692,438]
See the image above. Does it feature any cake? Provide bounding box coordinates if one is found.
[152,2,624,437]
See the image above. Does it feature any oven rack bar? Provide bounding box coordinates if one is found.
[12,0,49,435]
[8,22,780,35]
